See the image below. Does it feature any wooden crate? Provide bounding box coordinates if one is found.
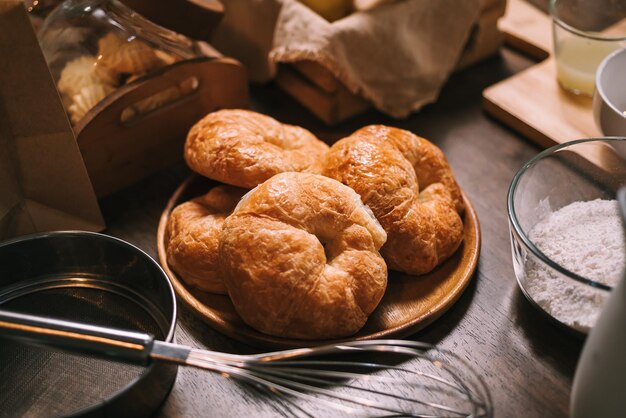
[275,0,507,125]
[75,54,248,198]
[70,0,249,198]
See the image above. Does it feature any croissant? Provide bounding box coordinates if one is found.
[185,109,330,188]
[219,172,388,339]
[321,125,465,275]
[165,185,247,294]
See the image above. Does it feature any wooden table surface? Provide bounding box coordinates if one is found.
[98,47,583,418]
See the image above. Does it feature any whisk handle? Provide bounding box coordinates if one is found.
[0,309,154,365]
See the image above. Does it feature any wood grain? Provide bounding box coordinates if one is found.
[95,48,584,418]
[498,0,551,60]
[274,64,371,126]
[483,0,618,149]
[156,175,480,349]
[75,57,248,198]
[483,59,601,149]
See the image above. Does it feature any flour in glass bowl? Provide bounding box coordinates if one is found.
[524,199,625,333]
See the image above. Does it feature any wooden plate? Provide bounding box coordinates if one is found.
[157,175,481,349]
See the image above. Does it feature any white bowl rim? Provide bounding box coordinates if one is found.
[507,137,626,292]
[596,47,626,120]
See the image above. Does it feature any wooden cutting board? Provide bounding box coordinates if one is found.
[482,0,602,148]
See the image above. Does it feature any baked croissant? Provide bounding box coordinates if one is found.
[321,125,464,275]
[165,185,247,294]
[219,172,388,339]
[185,109,330,188]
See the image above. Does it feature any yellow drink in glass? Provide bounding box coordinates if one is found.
[555,37,621,96]
[550,0,626,96]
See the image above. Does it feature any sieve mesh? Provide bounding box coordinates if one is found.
[0,286,164,418]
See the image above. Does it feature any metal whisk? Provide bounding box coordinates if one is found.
[0,309,491,417]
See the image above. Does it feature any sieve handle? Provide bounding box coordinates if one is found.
[0,309,154,365]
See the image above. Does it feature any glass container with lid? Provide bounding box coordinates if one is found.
[37,0,199,125]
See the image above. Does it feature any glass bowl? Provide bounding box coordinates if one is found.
[507,138,626,335]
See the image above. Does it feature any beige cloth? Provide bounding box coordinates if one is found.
[212,0,481,118]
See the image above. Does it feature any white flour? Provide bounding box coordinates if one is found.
[524,199,625,333]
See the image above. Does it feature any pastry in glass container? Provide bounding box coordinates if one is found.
[37,0,199,125]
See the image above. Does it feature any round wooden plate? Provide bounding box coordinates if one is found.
[157,175,481,349]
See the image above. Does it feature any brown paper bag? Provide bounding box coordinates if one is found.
[0,1,104,240]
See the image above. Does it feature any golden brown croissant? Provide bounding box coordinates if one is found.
[185,109,330,188]
[165,185,246,294]
[321,125,464,275]
[219,172,388,339]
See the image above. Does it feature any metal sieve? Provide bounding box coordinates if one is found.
[0,231,177,418]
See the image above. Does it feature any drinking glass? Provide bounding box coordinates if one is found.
[550,0,626,96]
